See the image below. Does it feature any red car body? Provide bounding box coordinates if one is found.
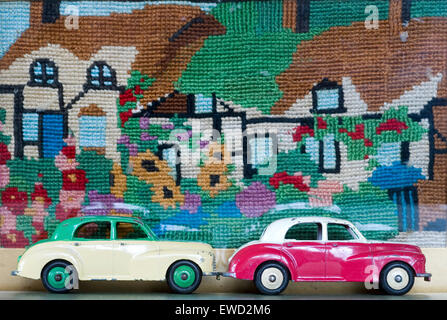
[227,217,430,294]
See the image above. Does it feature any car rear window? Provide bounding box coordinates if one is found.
[73,221,111,240]
[285,223,322,241]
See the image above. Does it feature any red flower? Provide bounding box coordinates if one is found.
[364,139,373,147]
[269,172,310,192]
[0,143,11,165]
[62,169,88,191]
[31,183,52,208]
[292,125,314,142]
[119,89,136,106]
[317,117,327,129]
[61,146,76,159]
[134,85,143,95]
[376,119,408,135]
[55,204,80,222]
[1,187,28,215]
[0,231,29,248]
[120,109,133,128]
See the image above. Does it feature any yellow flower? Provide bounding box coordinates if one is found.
[110,163,127,199]
[198,142,232,198]
[130,150,184,209]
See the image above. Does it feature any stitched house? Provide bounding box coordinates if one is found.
[0,1,224,161]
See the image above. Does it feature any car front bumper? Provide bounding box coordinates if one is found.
[416,273,432,281]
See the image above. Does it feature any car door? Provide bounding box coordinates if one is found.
[70,221,114,279]
[324,223,373,281]
[111,221,159,280]
[281,222,326,281]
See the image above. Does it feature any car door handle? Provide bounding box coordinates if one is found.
[120,243,126,246]
[73,242,80,247]
[286,243,292,247]
[331,243,338,247]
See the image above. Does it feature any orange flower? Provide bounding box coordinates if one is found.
[130,150,184,209]
[197,142,232,198]
[110,163,127,199]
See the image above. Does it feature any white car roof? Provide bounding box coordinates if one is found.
[259,216,363,243]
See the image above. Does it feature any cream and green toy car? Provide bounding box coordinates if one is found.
[11,215,216,294]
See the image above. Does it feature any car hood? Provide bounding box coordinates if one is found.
[157,240,213,252]
[367,241,422,253]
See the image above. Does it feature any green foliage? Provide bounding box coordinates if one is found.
[309,0,389,30]
[6,158,61,201]
[77,150,113,197]
[244,147,324,188]
[411,0,447,18]
[333,182,399,240]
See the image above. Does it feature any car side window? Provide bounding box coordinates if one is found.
[285,223,322,241]
[74,221,111,240]
[327,223,356,241]
[116,222,149,240]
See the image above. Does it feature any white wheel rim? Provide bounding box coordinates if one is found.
[386,267,410,291]
[261,267,284,290]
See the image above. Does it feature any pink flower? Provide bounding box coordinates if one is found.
[59,190,85,209]
[0,207,16,235]
[55,153,79,171]
[0,164,9,188]
[308,180,343,207]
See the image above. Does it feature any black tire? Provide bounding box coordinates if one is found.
[166,260,202,294]
[379,262,415,295]
[41,260,77,294]
[254,262,290,295]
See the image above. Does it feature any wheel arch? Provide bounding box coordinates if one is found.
[254,260,292,280]
[379,260,416,278]
[166,259,203,279]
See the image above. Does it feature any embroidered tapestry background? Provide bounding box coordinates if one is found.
[0,0,446,248]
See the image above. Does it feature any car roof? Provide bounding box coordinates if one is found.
[260,216,361,242]
[50,215,143,241]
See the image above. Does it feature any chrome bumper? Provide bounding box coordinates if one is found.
[416,273,432,281]
[203,272,236,279]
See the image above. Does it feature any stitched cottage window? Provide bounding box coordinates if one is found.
[78,105,106,154]
[304,135,340,173]
[250,135,273,168]
[194,94,214,113]
[159,144,181,185]
[376,142,402,166]
[87,62,116,88]
[29,59,58,86]
[22,113,39,142]
[311,79,345,113]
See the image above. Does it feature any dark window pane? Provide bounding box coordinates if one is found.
[327,224,355,241]
[285,223,321,241]
[74,221,111,240]
[116,222,148,240]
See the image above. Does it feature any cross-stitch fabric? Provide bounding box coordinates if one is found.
[0,0,446,248]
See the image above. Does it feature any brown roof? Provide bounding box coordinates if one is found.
[272,17,447,114]
[0,4,225,105]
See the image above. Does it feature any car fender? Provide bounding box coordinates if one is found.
[228,243,293,280]
[372,251,423,275]
[17,242,83,280]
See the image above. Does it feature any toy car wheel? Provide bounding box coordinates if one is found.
[41,260,77,294]
[167,260,202,294]
[254,262,290,295]
[379,262,415,295]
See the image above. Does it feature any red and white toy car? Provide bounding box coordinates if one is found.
[226,217,431,295]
